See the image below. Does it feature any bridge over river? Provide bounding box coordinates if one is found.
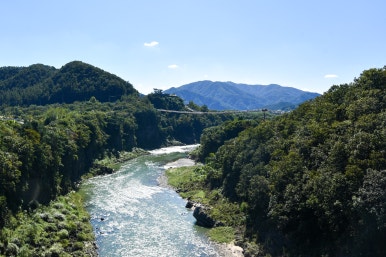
[156,108,269,115]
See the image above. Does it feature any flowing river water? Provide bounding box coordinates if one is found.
[80,145,223,257]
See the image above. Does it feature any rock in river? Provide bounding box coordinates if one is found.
[193,206,216,228]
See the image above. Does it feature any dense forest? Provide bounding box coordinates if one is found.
[189,67,386,256]
[0,61,137,106]
[0,61,251,256]
[0,63,237,214]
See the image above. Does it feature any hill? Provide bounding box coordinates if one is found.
[0,61,137,106]
[182,67,386,256]
[0,61,252,256]
[164,80,320,110]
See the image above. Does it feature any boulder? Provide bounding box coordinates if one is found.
[185,200,194,209]
[193,206,216,228]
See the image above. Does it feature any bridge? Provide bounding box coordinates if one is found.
[156,108,268,115]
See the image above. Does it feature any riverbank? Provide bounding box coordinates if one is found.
[84,148,150,178]
[162,158,245,257]
[0,148,153,256]
[0,192,97,257]
[157,158,196,188]
[214,243,244,257]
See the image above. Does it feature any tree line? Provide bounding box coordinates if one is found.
[192,67,386,256]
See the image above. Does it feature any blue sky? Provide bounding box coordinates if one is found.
[1,0,385,94]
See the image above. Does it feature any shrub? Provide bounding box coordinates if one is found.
[72,241,84,251]
[53,203,64,210]
[58,229,69,239]
[53,212,65,221]
[6,242,19,256]
[45,223,57,232]
[38,212,54,223]
[77,232,93,241]
[207,226,235,243]
[18,245,34,257]
[44,243,64,257]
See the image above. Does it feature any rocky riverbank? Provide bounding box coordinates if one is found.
[162,158,245,257]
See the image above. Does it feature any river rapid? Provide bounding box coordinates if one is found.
[80,145,223,257]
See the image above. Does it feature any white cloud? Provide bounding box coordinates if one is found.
[144,41,159,47]
[324,74,338,78]
[168,64,178,69]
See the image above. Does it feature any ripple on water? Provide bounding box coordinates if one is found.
[82,146,220,257]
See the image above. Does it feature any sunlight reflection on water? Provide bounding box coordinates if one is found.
[81,145,220,257]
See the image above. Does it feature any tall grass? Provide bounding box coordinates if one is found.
[0,192,95,257]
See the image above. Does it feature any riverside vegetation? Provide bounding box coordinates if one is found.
[0,61,255,256]
[168,67,386,257]
[0,192,95,256]
[0,61,384,256]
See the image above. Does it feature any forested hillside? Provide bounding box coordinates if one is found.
[0,61,137,106]
[193,67,386,256]
[0,79,235,221]
[0,61,242,255]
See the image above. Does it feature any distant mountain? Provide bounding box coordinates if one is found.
[0,61,137,106]
[164,81,320,110]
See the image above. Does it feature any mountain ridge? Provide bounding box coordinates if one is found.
[165,80,320,110]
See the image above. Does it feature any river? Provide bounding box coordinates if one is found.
[80,145,223,257]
